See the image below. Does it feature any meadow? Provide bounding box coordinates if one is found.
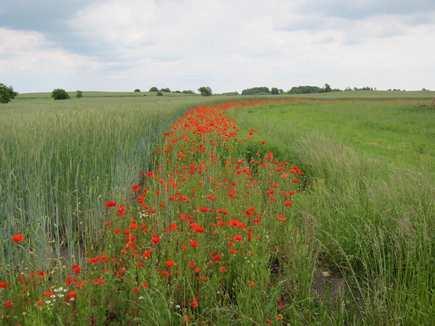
[0,93,433,325]
[231,97,434,324]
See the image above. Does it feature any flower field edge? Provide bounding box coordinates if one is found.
[1,99,308,324]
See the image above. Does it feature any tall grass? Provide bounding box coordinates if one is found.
[231,100,434,324]
[0,96,218,273]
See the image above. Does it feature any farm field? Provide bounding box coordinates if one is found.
[0,94,225,270]
[0,94,434,325]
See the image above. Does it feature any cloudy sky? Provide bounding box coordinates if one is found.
[1,0,435,92]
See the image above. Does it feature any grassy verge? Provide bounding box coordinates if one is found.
[231,98,434,324]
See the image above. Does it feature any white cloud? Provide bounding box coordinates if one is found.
[2,0,435,91]
[0,28,102,91]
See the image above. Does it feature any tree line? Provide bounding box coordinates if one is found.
[2,81,433,103]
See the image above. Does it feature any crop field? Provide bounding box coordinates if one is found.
[0,93,433,325]
[0,94,223,269]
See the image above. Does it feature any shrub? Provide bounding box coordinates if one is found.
[241,87,270,95]
[134,89,141,93]
[51,89,70,100]
[182,90,195,95]
[76,90,83,98]
[0,83,17,103]
[198,86,212,96]
[157,91,163,96]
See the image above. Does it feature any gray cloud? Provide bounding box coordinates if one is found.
[0,0,100,55]
[0,0,88,31]
[1,0,434,92]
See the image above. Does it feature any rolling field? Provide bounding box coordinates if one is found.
[0,93,433,324]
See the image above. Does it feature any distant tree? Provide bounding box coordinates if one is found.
[352,86,375,91]
[134,89,141,93]
[76,90,83,98]
[271,87,280,95]
[182,90,195,94]
[287,85,323,94]
[241,87,270,95]
[160,88,171,93]
[198,86,212,96]
[221,91,239,96]
[324,83,332,92]
[156,91,163,96]
[51,89,70,100]
[149,87,159,92]
[0,83,17,103]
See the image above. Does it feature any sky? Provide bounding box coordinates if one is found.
[1,0,435,93]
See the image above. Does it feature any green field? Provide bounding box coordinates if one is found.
[233,98,435,173]
[231,97,434,324]
[0,93,433,324]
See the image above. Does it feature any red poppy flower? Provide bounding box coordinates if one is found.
[245,207,256,217]
[233,234,243,242]
[131,183,141,192]
[86,255,109,265]
[165,260,175,268]
[219,266,227,273]
[105,200,117,208]
[151,234,161,245]
[43,289,55,298]
[191,297,199,309]
[198,206,211,213]
[11,233,25,244]
[143,249,153,260]
[72,264,81,275]
[117,205,126,217]
[0,281,8,289]
[189,239,198,248]
[65,290,77,301]
[284,200,293,208]
[190,223,205,233]
[92,277,105,286]
[132,287,140,294]
[211,252,222,262]
[166,223,177,233]
[3,300,13,309]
